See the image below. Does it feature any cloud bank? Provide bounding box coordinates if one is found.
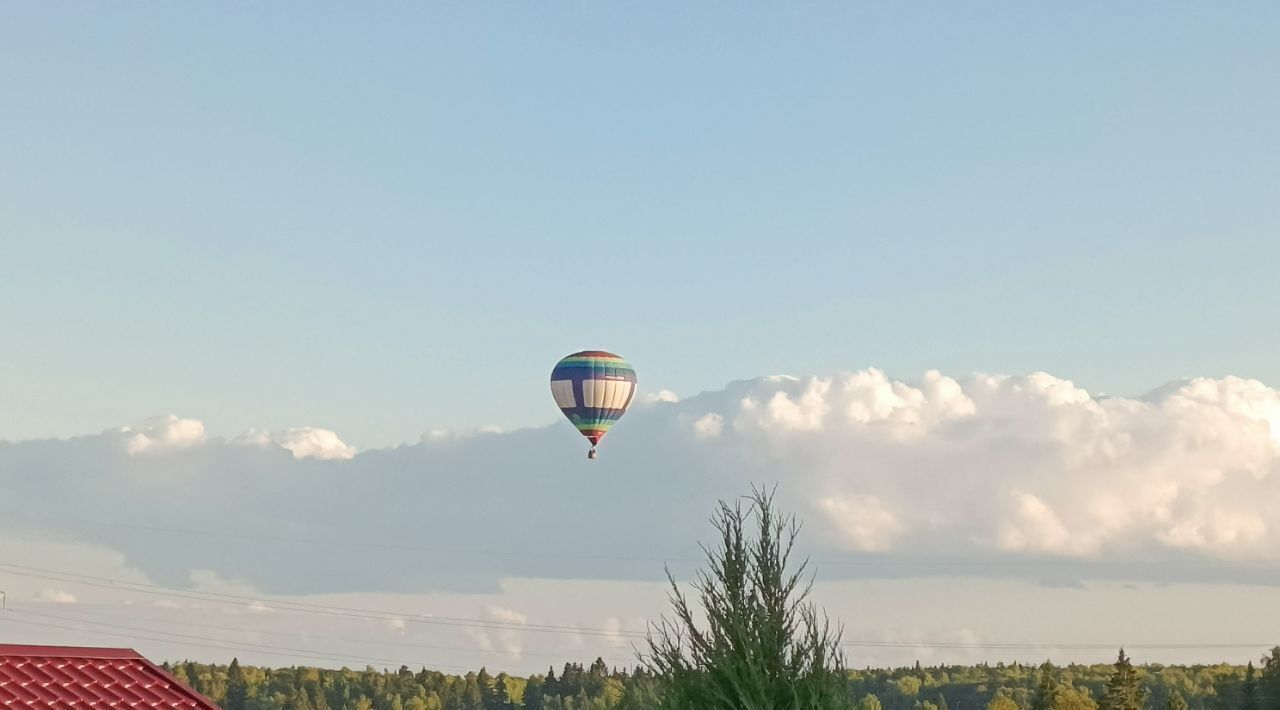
[3,368,1280,598]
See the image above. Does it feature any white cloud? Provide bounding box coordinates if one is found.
[642,390,680,405]
[117,415,206,454]
[236,427,356,460]
[692,413,723,439]
[487,605,528,625]
[689,369,1280,560]
[37,589,78,604]
[7,367,1280,606]
[818,495,903,552]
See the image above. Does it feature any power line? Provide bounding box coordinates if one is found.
[2,562,1269,655]
[22,603,638,665]
[0,612,475,672]
[839,640,1274,650]
[0,561,649,639]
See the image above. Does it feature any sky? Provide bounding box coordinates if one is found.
[2,2,1280,674]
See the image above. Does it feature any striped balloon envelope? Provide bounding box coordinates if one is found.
[550,350,637,459]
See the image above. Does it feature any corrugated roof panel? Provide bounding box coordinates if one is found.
[0,645,220,708]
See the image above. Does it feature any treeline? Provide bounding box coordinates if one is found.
[165,656,658,710]
[166,647,1280,710]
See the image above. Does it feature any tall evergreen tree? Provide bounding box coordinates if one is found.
[1261,648,1280,710]
[487,673,510,710]
[224,658,248,710]
[1033,662,1057,710]
[544,667,560,699]
[1244,661,1259,710]
[643,487,850,710]
[184,661,203,695]
[1101,649,1145,710]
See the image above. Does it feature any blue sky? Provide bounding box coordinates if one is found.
[3,3,1278,449]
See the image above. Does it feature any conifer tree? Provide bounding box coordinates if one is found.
[285,686,313,710]
[1101,650,1145,710]
[987,689,1020,710]
[1032,662,1057,710]
[1244,661,1259,710]
[1163,690,1187,710]
[224,658,248,710]
[184,661,203,694]
[1261,648,1280,710]
[643,487,849,710]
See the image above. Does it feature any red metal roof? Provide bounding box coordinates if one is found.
[0,644,219,708]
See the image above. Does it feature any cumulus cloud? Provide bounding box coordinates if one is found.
[718,370,1280,561]
[692,413,723,439]
[641,390,680,405]
[237,427,357,460]
[117,415,206,454]
[818,495,903,552]
[5,368,1280,600]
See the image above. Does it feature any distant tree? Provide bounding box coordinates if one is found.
[1260,649,1280,710]
[987,688,1020,710]
[225,658,249,710]
[488,673,510,710]
[544,667,560,699]
[1163,691,1188,710]
[898,677,923,699]
[170,664,192,688]
[1243,660,1260,710]
[1053,686,1099,710]
[285,686,313,710]
[1101,650,1145,710]
[1032,663,1057,710]
[857,694,884,710]
[643,487,850,710]
[184,661,203,695]
[460,673,485,710]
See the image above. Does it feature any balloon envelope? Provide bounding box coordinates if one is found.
[550,350,637,452]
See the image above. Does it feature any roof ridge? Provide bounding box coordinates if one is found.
[0,644,144,659]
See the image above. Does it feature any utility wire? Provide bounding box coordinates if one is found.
[0,613,475,672]
[2,562,1271,653]
[0,562,649,639]
[20,603,637,665]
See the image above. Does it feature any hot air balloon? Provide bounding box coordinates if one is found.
[550,350,637,459]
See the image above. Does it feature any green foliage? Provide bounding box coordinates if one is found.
[1032,663,1056,710]
[642,488,850,710]
[1163,691,1188,710]
[226,658,249,710]
[1260,649,1280,710]
[1245,662,1259,710]
[1054,685,1099,710]
[162,652,1280,710]
[1101,650,1145,710]
[987,688,1020,710]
